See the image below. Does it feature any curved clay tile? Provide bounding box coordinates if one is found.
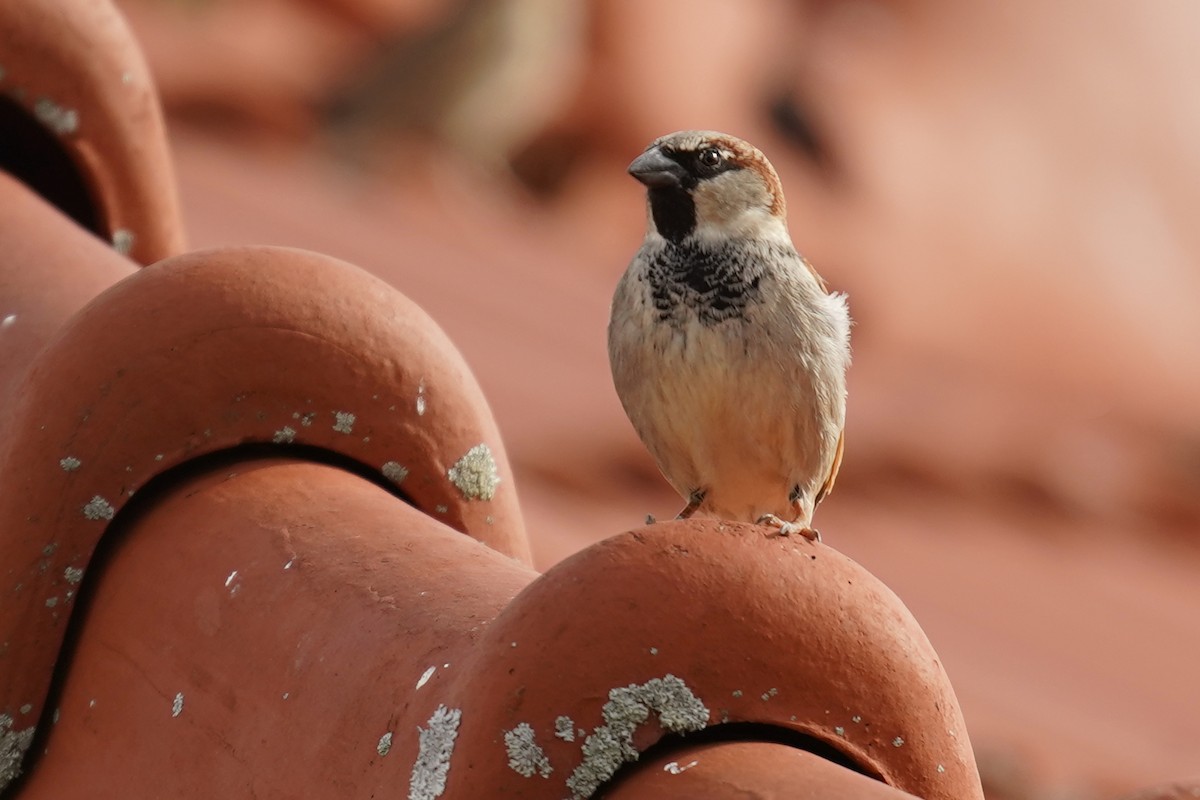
[604,742,922,798]
[0,0,183,264]
[0,245,531,784]
[1118,783,1200,800]
[10,463,978,799]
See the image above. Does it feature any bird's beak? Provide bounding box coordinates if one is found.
[628,147,687,188]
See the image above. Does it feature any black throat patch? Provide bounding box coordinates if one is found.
[647,186,696,244]
[645,241,768,327]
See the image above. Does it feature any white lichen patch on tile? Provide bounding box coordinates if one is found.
[504,722,552,778]
[416,381,427,416]
[554,715,575,742]
[382,461,409,485]
[59,456,81,472]
[892,736,904,747]
[82,496,115,521]
[0,314,15,329]
[377,731,393,757]
[434,505,448,514]
[171,693,184,718]
[760,687,778,701]
[663,760,697,774]
[44,597,57,609]
[17,706,30,716]
[416,665,436,690]
[111,229,135,256]
[63,567,83,585]
[565,674,709,800]
[447,444,500,501]
[273,426,297,444]
[333,411,356,434]
[293,411,316,427]
[408,705,461,800]
[0,712,36,788]
[33,97,78,135]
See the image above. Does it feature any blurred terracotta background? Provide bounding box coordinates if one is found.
[108,0,1199,797]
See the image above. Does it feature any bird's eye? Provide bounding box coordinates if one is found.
[698,148,723,168]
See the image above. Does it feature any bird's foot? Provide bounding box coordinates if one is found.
[757,514,821,543]
[675,488,707,520]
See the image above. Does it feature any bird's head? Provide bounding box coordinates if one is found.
[629,130,788,245]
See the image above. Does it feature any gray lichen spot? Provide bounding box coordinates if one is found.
[171,693,184,718]
[17,706,30,716]
[33,97,78,135]
[761,687,778,701]
[504,722,552,778]
[852,716,862,724]
[731,690,742,698]
[63,567,83,585]
[377,732,393,757]
[554,715,575,742]
[447,444,500,501]
[408,705,461,800]
[59,456,81,472]
[435,505,448,514]
[44,597,58,609]
[154,453,164,462]
[82,495,115,521]
[333,411,356,434]
[293,411,316,427]
[416,665,436,690]
[566,674,709,800]
[382,461,410,485]
[892,736,904,747]
[111,229,135,256]
[0,712,36,788]
[834,726,845,737]
[273,426,297,444]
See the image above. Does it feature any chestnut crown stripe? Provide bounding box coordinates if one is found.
[0,245,529,750]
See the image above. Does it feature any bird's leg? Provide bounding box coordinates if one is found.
[757,513,821,542]
[675,488,707,520]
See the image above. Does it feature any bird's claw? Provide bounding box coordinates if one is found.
[757,514,821,543]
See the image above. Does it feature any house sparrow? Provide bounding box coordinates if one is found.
[608,130,850,540]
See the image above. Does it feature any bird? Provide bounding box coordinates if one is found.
[607,130,851,541]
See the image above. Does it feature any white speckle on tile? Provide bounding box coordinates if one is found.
[0,314,15,329]
[44,597,57,608]
[892,736,904,747]
[937,764,945,774]
[566,674,709,800]
[852,716,862,724]
[416,665,436,690]
[33,97,78,135]
[447,443,499,501]
[333,411,356,434]
[171,693,184,718]
[416,381,427,416]
[82,496,114,521]
[88,700,95,709]
[225,570,238,588]
[377,732,393,757]
[111,229,135,256]
[408,705,461,800]
[273,426,296,444]
[434,505,448,514]
[59,456,81,472]
[154,453,164,462]
[52,709,59,724]
[760,687,778,701]
[504,722,552,778]
[663,760,697,775]
[648,647,658,655]
[282,692,289,700]
[554,715,575,742]
[835,726,845,737]
[17,706,30,716]
[283,558,294,570]
[382,461,409,485]
[63,567,83,585]
[731,690,742,698]
[0,712,36,788]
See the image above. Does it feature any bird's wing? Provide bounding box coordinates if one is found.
[815,428,844,505]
